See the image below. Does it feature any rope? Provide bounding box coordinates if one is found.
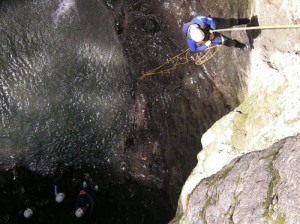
[139,45,220,80]
[139,24,300,80]
[193,45,219,65]
[211,24,300,33]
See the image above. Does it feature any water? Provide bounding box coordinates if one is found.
[0,1,245,223]
[0,0,133,173]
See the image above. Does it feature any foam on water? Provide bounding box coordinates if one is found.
[53,0,77,27]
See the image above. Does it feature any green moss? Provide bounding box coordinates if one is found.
[262,152,285,224]
[179,215,187,223]
[259,147,283,162]
[208,166,233,188]
[225,176,242,223]
[273,213,286,224]
[199,195,212,224]
[227,191,241,222]
[235,175,241,185]
[197,166,233,223]
[262,162,278,216]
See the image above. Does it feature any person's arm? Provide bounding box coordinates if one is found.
[196,40,211,52]
[54,185,58,196]
[203,16,217,30]
[53,172,63,195]
[188,38,210,52]
[192,16,217,30]
[196,44,208,52]
[187,38,197,52]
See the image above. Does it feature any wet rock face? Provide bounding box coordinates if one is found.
[172,135,300,224]
[107,0,252,209]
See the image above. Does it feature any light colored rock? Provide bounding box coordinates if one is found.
[174,135,300,224]
[176,44,300,224]
[172,0,300,222]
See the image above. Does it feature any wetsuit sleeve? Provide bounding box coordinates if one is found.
[192,16,217,30]
[197,44,208,52]
[54,185,58,196]
[187,37,208,52]
[204,17,217,30]
[186,38,197,52]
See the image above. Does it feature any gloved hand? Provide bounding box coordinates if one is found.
[205,40,212,47]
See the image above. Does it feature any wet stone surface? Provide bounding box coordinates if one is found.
[0,0,253,223]
[108,0,251,209]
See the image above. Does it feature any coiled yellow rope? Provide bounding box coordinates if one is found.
[139,45,220,80]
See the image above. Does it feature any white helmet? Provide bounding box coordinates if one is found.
[75,208,84,218]
[55,192,65,203]
[188,24,205,42]
[23,208,33,218]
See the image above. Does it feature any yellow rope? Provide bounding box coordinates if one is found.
[139,45,220,80]
[211,24,300,33]
[193,45,220,65]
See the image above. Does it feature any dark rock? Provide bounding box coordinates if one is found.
[109,0,251,211]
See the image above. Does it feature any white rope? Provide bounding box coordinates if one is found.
[211,24,300,33]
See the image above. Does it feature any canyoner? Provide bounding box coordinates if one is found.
[140,15,249,80]
[140,15,300,80]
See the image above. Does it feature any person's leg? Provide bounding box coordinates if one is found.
[212,17,225,25]
[212,33,248,50]
[233,39,248,50]
[211,33,234,46]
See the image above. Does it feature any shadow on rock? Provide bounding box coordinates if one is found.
[247,15,261,49]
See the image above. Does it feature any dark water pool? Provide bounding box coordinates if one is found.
[0,0,174,223]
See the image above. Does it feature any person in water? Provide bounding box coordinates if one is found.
[74,179,98,219]
[53,164,73,204]
[182,15,250,52]
[18,205,47,224]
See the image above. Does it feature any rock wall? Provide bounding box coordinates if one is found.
[109,0,235,208]
[173,135,300,224]
[173,0,300,222]
[109,0,253,209]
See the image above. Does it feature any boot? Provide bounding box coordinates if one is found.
[223,38,236,47]
[234,40,248,50]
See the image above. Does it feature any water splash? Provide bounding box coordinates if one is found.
[53,0,77,28]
